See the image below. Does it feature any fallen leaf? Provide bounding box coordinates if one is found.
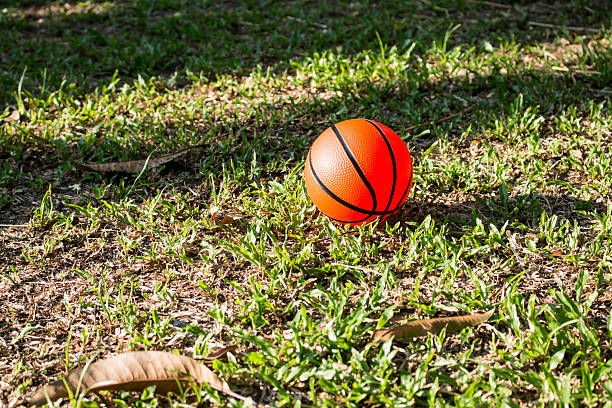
[204,345,238,361]
[218,215,234,225]
[28,351,246,406]
[210,205,236,225]
[373,309,494,342]
[3,109,20,123]
[71,146,199,174]
[549,249,564,258]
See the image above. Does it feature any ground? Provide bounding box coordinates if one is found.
[1,1,611,407]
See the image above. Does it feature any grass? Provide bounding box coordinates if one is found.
[1,0,612,407]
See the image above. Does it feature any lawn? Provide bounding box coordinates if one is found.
[1,0,611,406]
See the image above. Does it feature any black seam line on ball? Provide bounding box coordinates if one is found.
[309,154,395,216]
[331,124,378,213]
[365,119,397,214]
[389,166,413,212]
[326,213,374,224]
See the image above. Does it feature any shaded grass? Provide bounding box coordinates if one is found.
[1,0,611,103]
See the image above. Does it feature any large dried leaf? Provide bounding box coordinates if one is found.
[373,309,494,342]
[28,351,245,406]
[71,147,195,174]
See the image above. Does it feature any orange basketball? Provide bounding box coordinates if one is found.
[304,119,413,225]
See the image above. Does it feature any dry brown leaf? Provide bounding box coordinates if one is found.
[210,205,236,225]
[218,215,235,225]
[550,249,564,258]
[3,109,20,123]
[204,345,238,361]
[71,146,197,174]
[373,309,494,342]
[28,351,246,406]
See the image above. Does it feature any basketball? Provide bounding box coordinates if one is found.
[304,119,413,225]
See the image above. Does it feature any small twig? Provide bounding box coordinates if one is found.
[287,15,328,29]
[0,224,29,228]
[542,50,558,60]
[552,66,602,75]
[467,0,511,9]
[528,21,600,33]
[590,89,612,94]
[406,106,473,132]
[330,262,380,275]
